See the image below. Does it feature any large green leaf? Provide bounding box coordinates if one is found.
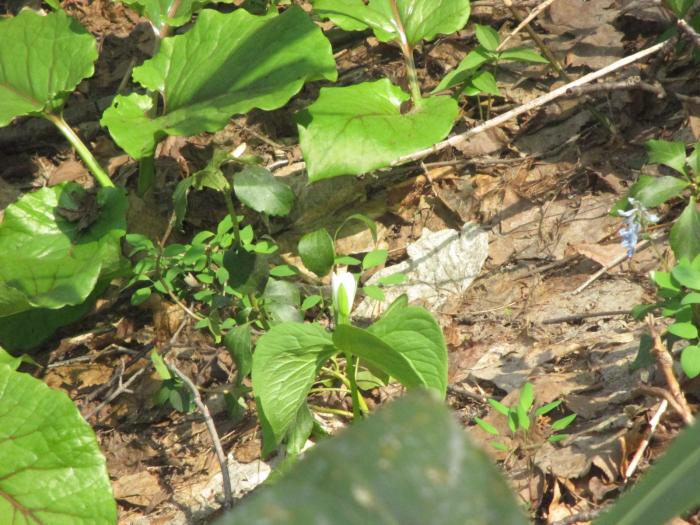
[0,10,97,126]
[594,414,700,525]
[102,7,337,159]
[0,365,117,524]
[233,166,294,217]
[333,324,425,389]
[0,281,109,352]
[0,184,127,317]
[368,305,448,396]
[298,80,458,181]
[670,198,700,261]
[216,391,527,525]
[252,323,336,454]
[313,0,471,46]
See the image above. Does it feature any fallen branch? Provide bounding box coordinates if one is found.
[394,41,666,166]
[166,358,234,509]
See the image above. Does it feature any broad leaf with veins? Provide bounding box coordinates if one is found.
[102,6,337,159]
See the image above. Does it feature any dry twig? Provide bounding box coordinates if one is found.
[646,314,694,426]
[166,358,234,509]
[497,0,558,51]
[624,399,668,480]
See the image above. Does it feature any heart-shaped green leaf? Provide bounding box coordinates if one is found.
[367,304,448,396]
[670,199,700,261]
[0,184,127,318]
[298,80,458,181]
[0,365,117,524]
[216,391,528,525]
[102,6,337,159]
[252,322,336,454]
[313,0,471,46]
[299,228,335,277]
[233,166,294,217]
[0,10,97,126]
[681,345,700,378]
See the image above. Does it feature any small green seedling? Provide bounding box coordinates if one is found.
[475,383,577,453]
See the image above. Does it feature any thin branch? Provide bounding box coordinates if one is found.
[497,0,559,52]
[646,314,694,426]
[565,77,666,98]
[393,41,666,165]
[84,362,147,419]
[636,385,688,423]
[624,399,668,480]
[166,359,234,509]
[677,17,700,46]
[572,239,652,295]
[541,309,632,325]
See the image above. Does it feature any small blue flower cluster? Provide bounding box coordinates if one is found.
[618,198,660,258]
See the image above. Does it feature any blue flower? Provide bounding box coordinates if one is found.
[618,198,659,258]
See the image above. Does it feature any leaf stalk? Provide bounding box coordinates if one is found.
[45,113,114,188]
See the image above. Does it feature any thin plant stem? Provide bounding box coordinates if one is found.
[389,0,422,104]
[308,404,354,418]
[309,387,349,394]
[223,189,242,248]
[44,113,113,188]
[321,367,352,389]
[248,292,270,331]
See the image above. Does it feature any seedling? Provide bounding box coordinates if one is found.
[475,383,577,454]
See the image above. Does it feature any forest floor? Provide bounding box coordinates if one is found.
[1,0,699,523]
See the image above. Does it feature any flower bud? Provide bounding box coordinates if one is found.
[331,269,356,318]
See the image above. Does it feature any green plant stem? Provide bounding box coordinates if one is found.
[248,292,270,330]
[389,0,422,105]
[223,189,242,248]
[344,352,370,417]
[309,387,349,394]
[320,367,352,389]
[44,113,114,188]
[308,404,354,418]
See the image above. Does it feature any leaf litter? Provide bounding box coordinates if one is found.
[1,0,699,523]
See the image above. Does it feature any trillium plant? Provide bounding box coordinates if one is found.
[0,0,543,518]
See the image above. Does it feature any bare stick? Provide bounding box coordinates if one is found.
[541,309,631,325]
[565,78,666,98]
[572,239,651,295]
[646,314,694,426]
[84,362,147,419]
[497,0,559,51]
[394,41,666,165]
[167,359,234,509]
[624,399,668,480]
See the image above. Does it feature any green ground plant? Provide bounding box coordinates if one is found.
[474,382,577,454]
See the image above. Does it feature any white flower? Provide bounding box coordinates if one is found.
[331,269,357,317]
